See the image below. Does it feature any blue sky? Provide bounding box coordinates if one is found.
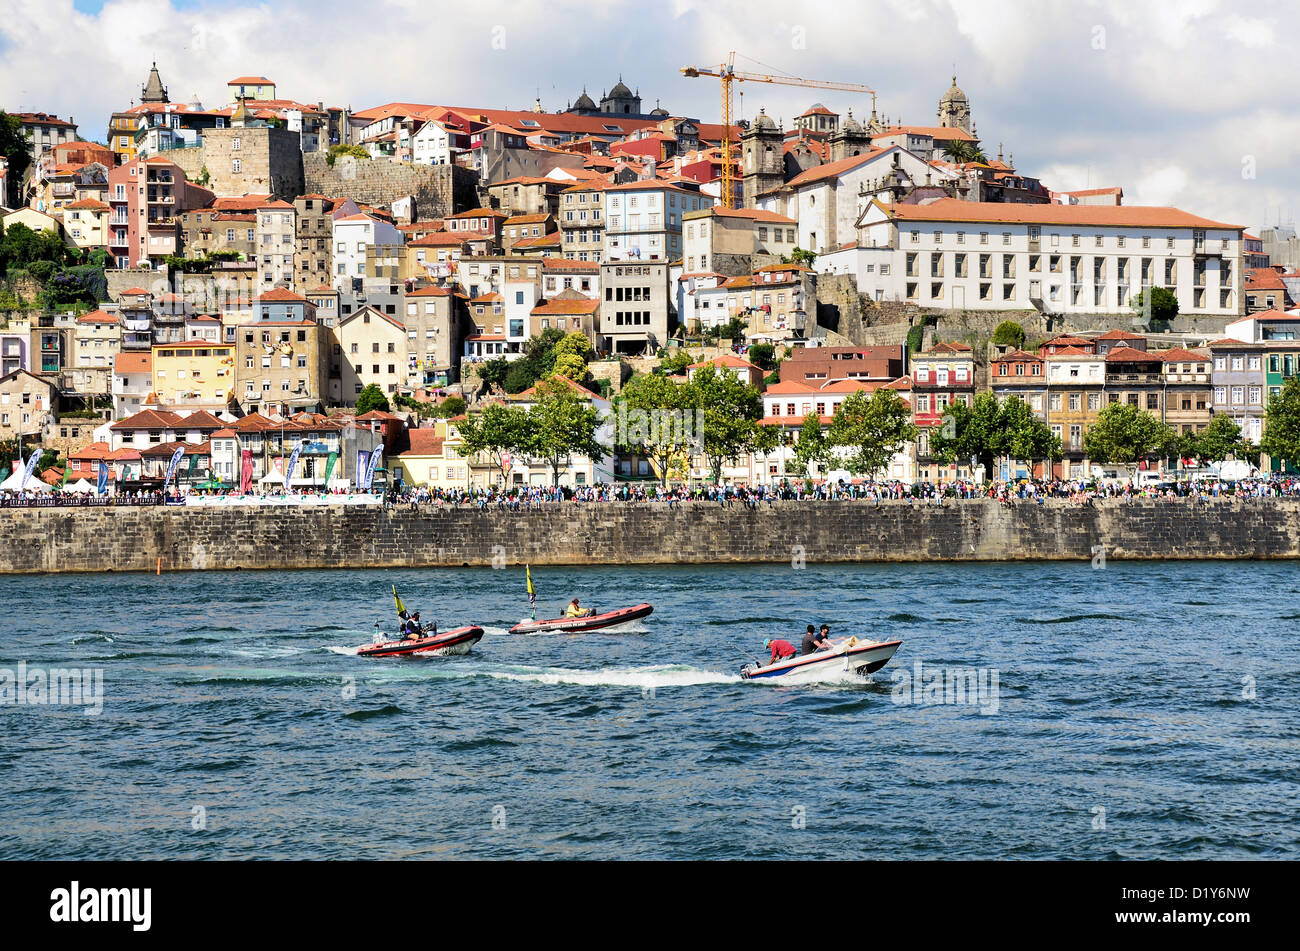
[7,0,1300,231]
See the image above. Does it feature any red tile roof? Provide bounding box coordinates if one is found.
[883,198,1242,230]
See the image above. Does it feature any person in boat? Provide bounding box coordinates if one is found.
[802,624,834,655]
[564,598,594,618]
[404,612,424,640]
[764,638,797,663]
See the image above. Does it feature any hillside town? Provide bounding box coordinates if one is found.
[4,64,1300,500]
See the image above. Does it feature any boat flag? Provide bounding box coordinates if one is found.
[526,565,536,619]
[97,461,109,496]
[163,446,186,494]
[20,451,39,490]
[393,585,407,618]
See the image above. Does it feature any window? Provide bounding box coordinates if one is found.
[232,158,242,173]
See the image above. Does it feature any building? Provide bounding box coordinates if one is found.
[149,340,236,408]
[71,310,121,390]
[256,199,297,290]
[602,180,711,263]
[488,176,564,218]
[989,348,1047,419]
[1206,339,1265,445]
[390,421,471,489]
[0,369,58,445]
[13,113,78,163]
[402,285,468,388]
[599,260,672,354]
[559,182,607,262]
[112,350,153,418]
[294,195,339,289]
[778,345,905,385]
[334,306,409,402]
[501,214,556,254]
[107,157,215,268]
[1159,347,1212,438]
[682,206,798,276]
[232,312,331,415]
[529,295,601,344]
[332,212,404,291]
[1044,347,1105,475]
[61,198,111,251]
[852,198,1244,316]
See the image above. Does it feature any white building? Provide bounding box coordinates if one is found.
[602,181,712,263]
[257,199,297,291]
[848,198,1244,316]
[332,213,404,290]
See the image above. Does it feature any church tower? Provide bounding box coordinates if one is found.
[141,62,169,105]
[829,110,871,162]
[740,109,785,208]
[937,75,971,133]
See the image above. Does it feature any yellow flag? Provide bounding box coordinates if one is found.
[393,585,406,617]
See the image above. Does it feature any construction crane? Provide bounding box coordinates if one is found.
[682,52,874,209]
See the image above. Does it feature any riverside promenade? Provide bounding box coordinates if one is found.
[0,497,1296,573]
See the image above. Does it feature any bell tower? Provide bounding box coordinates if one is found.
[740,109,785,208]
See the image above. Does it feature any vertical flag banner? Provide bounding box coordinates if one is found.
[62,463,70,487]
[163,446,186,494]
[285,445,302,489]
[356,450,371,489]
[0,466,9,483]
[323,451,338,488]
[240,449,253,494]
[20,451,40,490]
[187,451,199,475]
[97,461,109,496]
[365,442,384,489]
[526,565,536,619]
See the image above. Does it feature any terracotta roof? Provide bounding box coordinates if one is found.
[993,349,1042,363]
[1158,348,1209,363]
[1105,346,1160,363]
[120,287,151,296]
[69,442,111,460]
[689,354,760,372]
[1043,346,1097,359]
[883,198,1242,231]
[445,207,508,219]
[1095,329,1146,340]
[105,448,142,461]
[64,198,110,211]
[1245,268,1288,291]
[76,309,118,325]
[926,342,973,354]
[530,298,600,316]
[406,285,455,297]
[399,429,446,457]
[256,288,310,303]
[504,213,551,225]
[409,232,470,247]
[259,199,295,210]
[782,148,890,190]
[114,352,152,373]
[229,76,274,85]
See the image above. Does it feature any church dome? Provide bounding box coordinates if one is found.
[842,109,862,133]
[650,106,669,117]
[608,79,634,99]
[753,108,777,131]
[940,75,968,104]
[572,89,596,111]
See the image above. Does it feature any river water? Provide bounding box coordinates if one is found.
[1,561,1296,859]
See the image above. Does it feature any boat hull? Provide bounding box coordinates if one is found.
[741,638,902,683]
[356,625,484,658]
[509,603,654,635]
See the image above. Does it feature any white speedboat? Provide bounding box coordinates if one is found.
[740,637,902,683]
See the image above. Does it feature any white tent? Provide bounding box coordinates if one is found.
[0,468,54,492]
[258,469,285,485]
[67,478,96,494]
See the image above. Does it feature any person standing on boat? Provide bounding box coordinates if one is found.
[764,638,796,663]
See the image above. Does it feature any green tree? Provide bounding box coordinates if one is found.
[941,140,987,164]
[931,393,1060,475]
[998,396,1062,468]
[326,144,370,166]
[527,376,606,485]
[0,112,33,208]
[991,320,1027,349]
[616,373,690,486]
[657,348,693,375]
[682,363,773,483]
[788,246,817,267]
[792,412,831,477]
[827,389,917,479]
[457,401,534,486]
[747,342,776,371]
[1,222,68,272]
[504,360,539,393]
[1083,401,1178,463]
[1184,415,1251,464]
[1133,286,1179,326]
[477,356,511,391]
[436,395,467,418]
[355,384,390,415]
[551,331,591,381]
[1262,376,1300,468]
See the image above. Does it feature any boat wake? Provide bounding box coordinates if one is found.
[472,663,738,689]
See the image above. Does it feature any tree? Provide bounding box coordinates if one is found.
[355,384,390,415]
[792,412,831,477]
[682,363,773,483]
[1262,376,1300,469]
[657,348,693,375]
[0,112,33,208]
[477,356,511,391]
[931,393,1060,475]
[998,396,1062,468]
[0,222,68,273]
[551,331,591,381]
[504,360,538,393]
[1083,401,1178,464]
[326,144,370,166]
[747,342,776,371]
[527,376,606,485]
[1184,415,1251,464]
[828,389,917,479]
[436,395,467,418]
[788,246,817,267]
[1133,286,1179,326]
[941,140,987,164]
[616,373,690,486]
[991,320,1027,349]
[456,401,533,486]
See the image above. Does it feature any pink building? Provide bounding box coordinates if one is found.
[108,157,214,268]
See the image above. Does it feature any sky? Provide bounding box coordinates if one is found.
[4,0,1297,231]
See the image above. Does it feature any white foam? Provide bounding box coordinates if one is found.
[476,664,740,689]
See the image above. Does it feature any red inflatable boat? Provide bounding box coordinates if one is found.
[356,625,484,658]
[509,603,653,635]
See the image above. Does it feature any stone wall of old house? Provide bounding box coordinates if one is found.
[200,128,305,199]
[0,499,1296,573]
[301,154,478,217]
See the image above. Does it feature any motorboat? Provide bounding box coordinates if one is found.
[509,602,654,635]
[740,637,902,683]
[356,625,484,658]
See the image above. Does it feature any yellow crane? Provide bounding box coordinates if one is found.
[682,52,874,209]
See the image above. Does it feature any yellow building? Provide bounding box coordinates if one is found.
[390,419,470,489]
[151,341,236,407]
[62,199,111,251]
